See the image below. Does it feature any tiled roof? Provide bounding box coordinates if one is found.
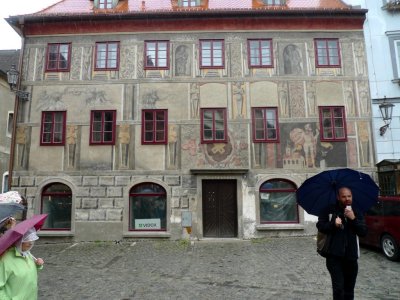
[25,0,353,16]
[0,50,20,74]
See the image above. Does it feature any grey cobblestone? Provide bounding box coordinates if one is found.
[33,237,400,300]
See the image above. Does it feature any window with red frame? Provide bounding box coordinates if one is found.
[90,110,116,145]
[319,106,347,141]
[182,0,197,7]
[41,183,72,230]
[248,39,273,68]
[201,108,227,143]
[95,42,119,70]
[142,110,168,144]
[45,43,71,72]
[144,41,169,69]
[40,111,66,146]
[200,40,224,68]
[315,39,341,67]
[129,183,167,231]
[99,0,113,9]
[262,0,284,5]
[252,107,279,142]
[259,179,298,224]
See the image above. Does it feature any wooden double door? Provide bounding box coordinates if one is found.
[202,179,238,238]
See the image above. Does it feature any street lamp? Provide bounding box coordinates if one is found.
[6,64,30,100]
[379,97,394,136]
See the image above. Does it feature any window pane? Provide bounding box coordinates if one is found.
[42,184,72,230]
[130,184,167,231]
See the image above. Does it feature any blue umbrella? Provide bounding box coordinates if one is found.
[296,168,379,216]
[0,202,26,221]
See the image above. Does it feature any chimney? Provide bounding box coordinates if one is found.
[141,1,146,11]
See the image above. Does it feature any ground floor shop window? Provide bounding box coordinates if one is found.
[259,179,298,223]
[41,183,72,230]
[129,183,166,231]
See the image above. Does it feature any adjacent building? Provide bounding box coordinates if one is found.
[359,0,400,161]
[6,0,373,241]
[0,50,20,193]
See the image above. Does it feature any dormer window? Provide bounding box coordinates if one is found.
[99,0,114,9]
[181,0,198,7]
[262,0,285,5]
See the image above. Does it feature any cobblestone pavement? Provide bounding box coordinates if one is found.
[33,237,400,300]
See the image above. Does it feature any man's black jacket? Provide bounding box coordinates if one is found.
[316,204,368,260]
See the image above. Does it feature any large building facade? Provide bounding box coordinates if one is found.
[6,0,373,241]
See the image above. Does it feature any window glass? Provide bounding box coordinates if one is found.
[260,179,298,223]
[145,41,169,69]
[41,183,72,230]
[41,111,66,145]
[201,108,227,143]
[315,39,340,67]
[252,107,279,142]
[129,183,167,231]
[99,0,113,9]
[200,40,224,68]
[319,106,346,141]
[248,39,273,67]
[142,110,167,144]
[6,112,14,137]
[95,42,119,70]
[46,43,71,72]
[383,200,400,216]
[1,173,8,193]
[395,40,400,76]
[90,110,116,145]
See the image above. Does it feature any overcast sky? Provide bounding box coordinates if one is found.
[0,0,59,50]
[0,0,363,50]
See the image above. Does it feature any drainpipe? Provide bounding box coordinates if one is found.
[8,17,25,191]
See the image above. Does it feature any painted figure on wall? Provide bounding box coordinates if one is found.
[175,45,190,76]
[233,82,245,118]
[281,122,346,169]
[283,44,302,75]
[66,125,78,168]
[190,83,200,118]
[168,125,178,169]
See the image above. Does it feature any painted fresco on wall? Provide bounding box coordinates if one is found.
[280,122,347,169]
[181,124,248,169]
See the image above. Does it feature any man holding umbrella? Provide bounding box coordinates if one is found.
[317,187,368,300]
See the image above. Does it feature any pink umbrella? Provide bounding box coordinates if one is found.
[0,214,47,256]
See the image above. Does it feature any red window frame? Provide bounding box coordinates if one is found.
[248,39,273,68]
[259,179,299,224]
[90,110,116,145]
[40,111,66,146]
[315,38,341,68]
[199,39,225,69]
[319,106,347,142]
[99,0,113,9]
[251,107,279,143]
[129,182,167,232]
[94,41,119,71]
[262,0,284,5]
[200,108,227,143]
[144,41,170,70]
[41,183,72,231]
[142,109,168,145]
[45,43,71,72]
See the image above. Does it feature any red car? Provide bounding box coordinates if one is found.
[360,196,400,261]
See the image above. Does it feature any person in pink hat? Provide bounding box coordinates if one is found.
[0,227,44,299]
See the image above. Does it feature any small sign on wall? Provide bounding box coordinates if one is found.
[135,219,161,230]
[181,211,192,227]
